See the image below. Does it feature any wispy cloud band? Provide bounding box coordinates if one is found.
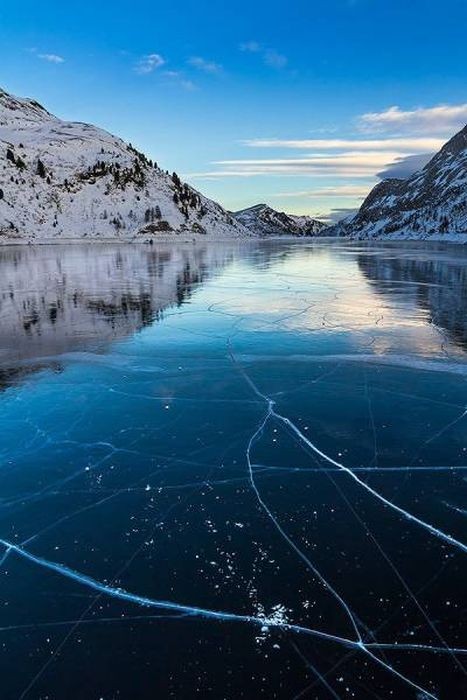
[272,185,372,198]
[358,104,467,135]
[186,151,417,179]
[188,56,222,74]
[38,53,65,64]
[243,137,445,151]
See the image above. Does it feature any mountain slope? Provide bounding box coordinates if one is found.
[234,203,326,237]
[329,125,467,240]
[0,88,249,242]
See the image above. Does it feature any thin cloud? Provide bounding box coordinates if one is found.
[358,104,467,135]
[180,79,196,91]
[188,171,388,179]
[188,56,222,74]
[239,41,288,69]
[243,137,445,152]
[376,152,434,179]
[188,151,418,180]
[163,71,197,91]
[263,50,288,69]
[135,53,166,75]
[37,53,65,64]
[272,185,372,198]
[323,208,360,224]
[239,41,261,53]
[215,151,413,170]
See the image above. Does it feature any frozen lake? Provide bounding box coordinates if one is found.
[0,239,466,699]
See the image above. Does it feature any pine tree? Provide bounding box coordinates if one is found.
[155,205,161,219]
[6,148,15,163]
[37,159,46,178]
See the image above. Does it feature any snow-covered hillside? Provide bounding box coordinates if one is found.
[0,88,249,243]
[233,203,326,237]
[329,125,467,241]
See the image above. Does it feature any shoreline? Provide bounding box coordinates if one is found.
[0,232,466,246]
[0,233,324,246]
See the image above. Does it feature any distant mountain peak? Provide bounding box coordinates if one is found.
[234,203,326,237]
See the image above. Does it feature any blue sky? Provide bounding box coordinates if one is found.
[1,0,467,220]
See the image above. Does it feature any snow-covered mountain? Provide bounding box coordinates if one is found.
[0,88,249,243]
[329,125,467,241]
[233,203,326,237]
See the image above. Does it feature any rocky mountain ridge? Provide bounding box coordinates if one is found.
[234,203,326,237]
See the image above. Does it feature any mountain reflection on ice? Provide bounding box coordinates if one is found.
[0,240,466,699]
